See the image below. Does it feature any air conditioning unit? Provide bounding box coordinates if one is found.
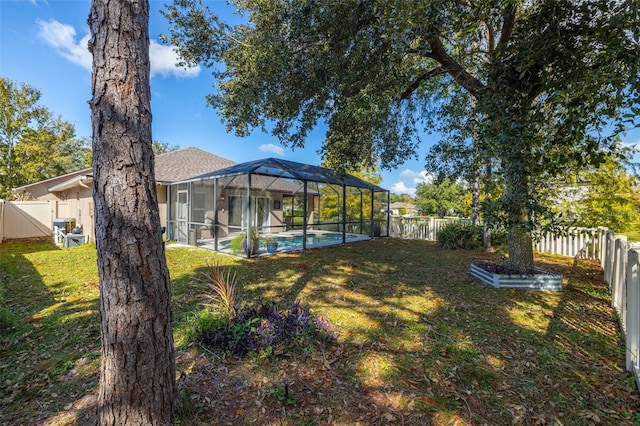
[53,218,76,234]
[64,234,86,248]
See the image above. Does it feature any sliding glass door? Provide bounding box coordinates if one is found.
[229,196,270,231]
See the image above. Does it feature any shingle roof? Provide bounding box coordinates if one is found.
[13,147,237,192]
[181,157,388,192]
[154,147,236,183]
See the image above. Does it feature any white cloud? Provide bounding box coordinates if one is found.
[620,139,640,162]
[398,169,432,185]
[36,19,200,79]
[390,181,416,197]
[390,168,433,197]
[36,19,92,70]
[258,144,284,156]
[621,139,638,150]
[149,40,200,78]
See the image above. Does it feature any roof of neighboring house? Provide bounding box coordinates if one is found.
[13,147,237,193]
[13,168,92,193]
[390,202,415,210]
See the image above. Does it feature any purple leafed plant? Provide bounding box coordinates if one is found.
[199,300,337,356]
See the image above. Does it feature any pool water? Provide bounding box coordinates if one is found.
[265,233,347,248]
[218,232,359,253]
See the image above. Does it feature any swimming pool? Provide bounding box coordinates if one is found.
[216,231,368,254]
[265,232,347,248]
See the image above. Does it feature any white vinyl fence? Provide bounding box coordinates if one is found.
[390,216,640,390]
[390,216,601,259]
[534,227,600,259]
[599,230,640,392]
[389,216,470,240]
[0,200,72,241]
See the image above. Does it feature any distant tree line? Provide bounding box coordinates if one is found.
[0,77,91,199]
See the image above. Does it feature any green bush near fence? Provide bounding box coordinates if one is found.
[437,223,508,250]
[437,223,484,250]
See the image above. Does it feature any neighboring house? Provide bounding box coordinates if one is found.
[389,202,416,216]
[13,147,236,242]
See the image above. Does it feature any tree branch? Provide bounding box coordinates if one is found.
[486,23,495,58]
[427,36,485,98]
[400,67,447,100]
[497,4,517,51]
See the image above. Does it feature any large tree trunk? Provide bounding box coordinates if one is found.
[88,0,176,424]
[483,161,492,251]
[507,225,534,271]
[503,162,535,271]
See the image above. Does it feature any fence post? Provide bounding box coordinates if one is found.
[604,231,615,285]
[598,227,607,265]
[612,237,628,328]
[626,249,639,376]
[0,200,4,242]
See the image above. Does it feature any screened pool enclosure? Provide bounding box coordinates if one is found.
[168,158,389,257]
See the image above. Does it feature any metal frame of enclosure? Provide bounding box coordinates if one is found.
[168,158,390,258]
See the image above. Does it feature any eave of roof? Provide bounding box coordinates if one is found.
[47,175,93,192]
[14,167,92,192]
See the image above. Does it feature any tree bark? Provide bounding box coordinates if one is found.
[507,225,535,271]
[503,162,535,271]
[88,0,176,424]
[470,102,480,227]
[483,162,492,251]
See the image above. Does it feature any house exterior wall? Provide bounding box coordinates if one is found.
[11,182,169,243]
[48,186,92,241]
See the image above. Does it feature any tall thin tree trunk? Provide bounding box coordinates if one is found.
[88,0,176,424]
[471,139,480,226]
[470,100,480,226]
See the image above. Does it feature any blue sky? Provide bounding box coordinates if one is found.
[1,1,638,196]
[0,0,433,195]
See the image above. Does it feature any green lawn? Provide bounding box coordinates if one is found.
[0,238,638,425]
[624,229,640,242]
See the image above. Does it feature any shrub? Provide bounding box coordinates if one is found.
[437,223,483,250]
[199,300,337,357]
[490,228,509,249]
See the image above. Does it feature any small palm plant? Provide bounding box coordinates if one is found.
[198,263,239,318]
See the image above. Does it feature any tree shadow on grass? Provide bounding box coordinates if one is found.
[176,238,640,425]
[0,240,100,426]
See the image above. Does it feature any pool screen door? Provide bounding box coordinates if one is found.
[176,189,189,244]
